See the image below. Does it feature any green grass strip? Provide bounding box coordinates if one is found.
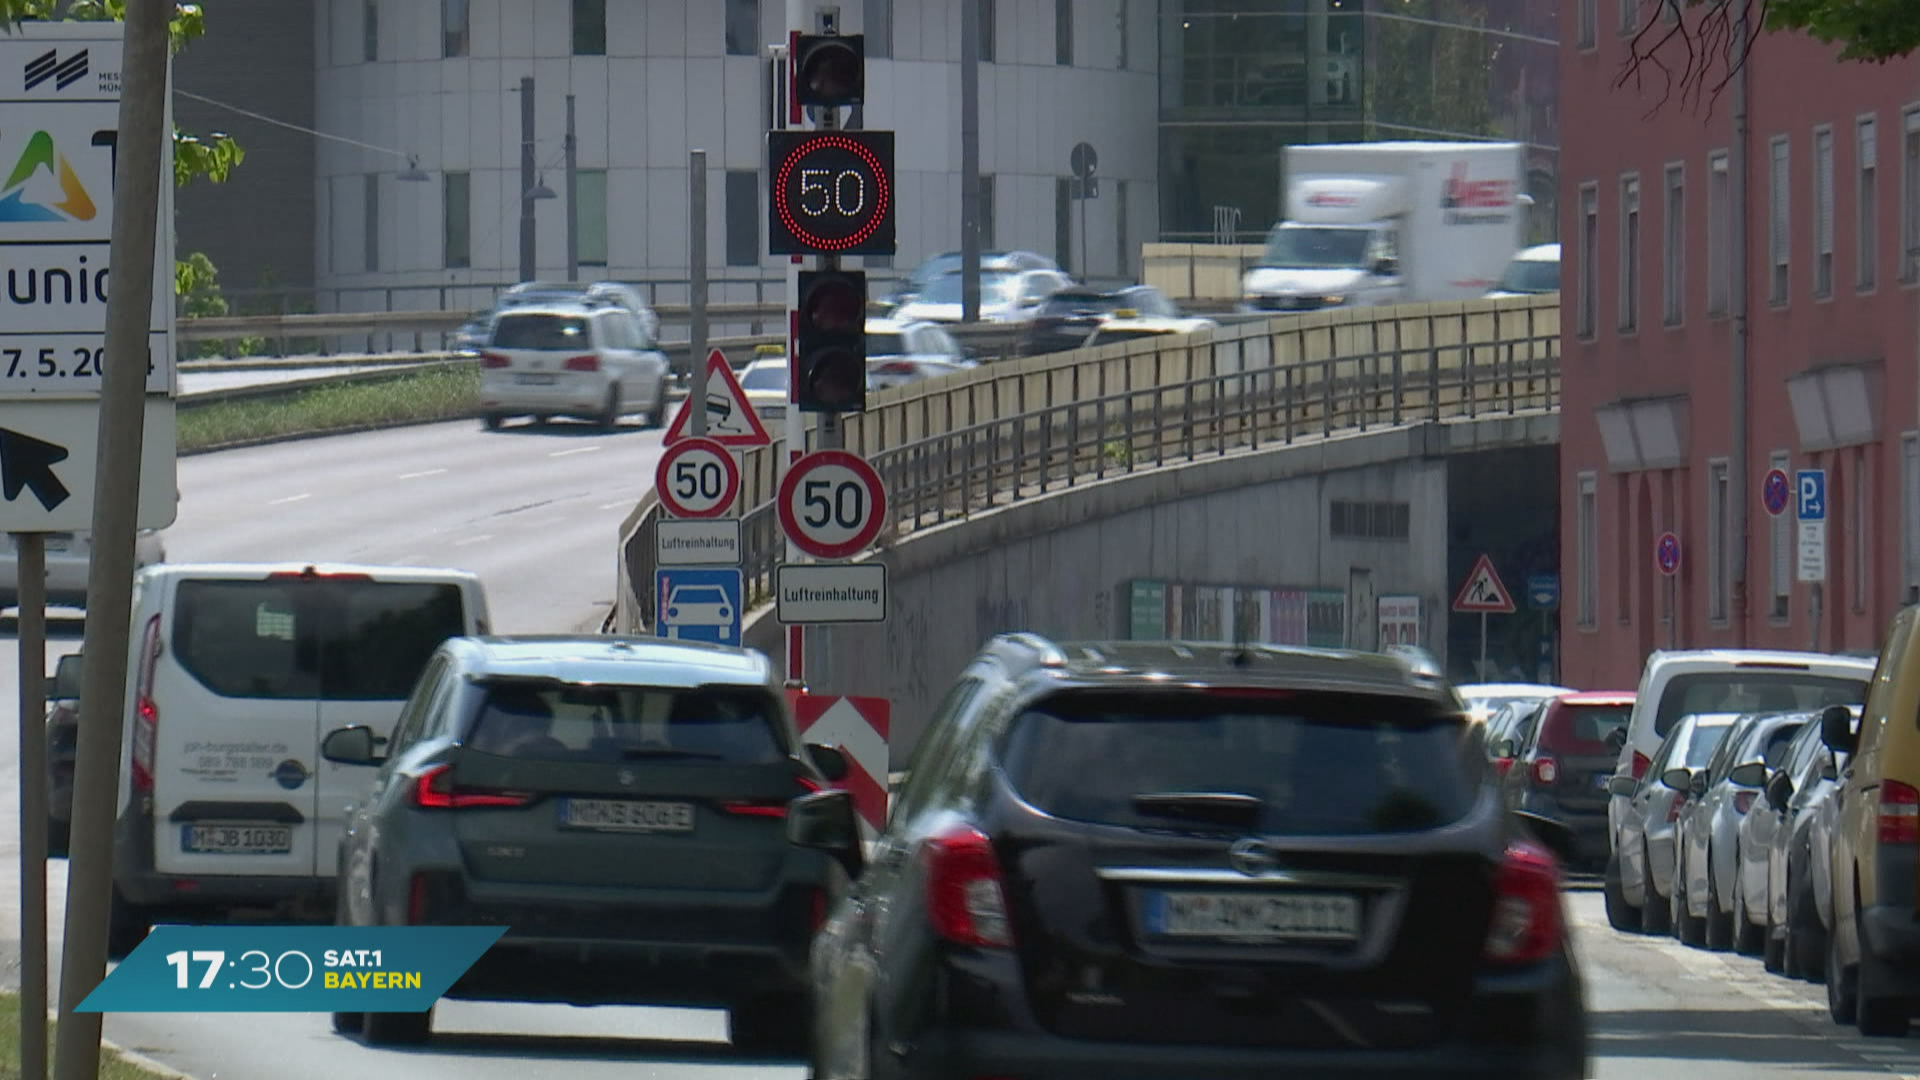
[178,364,481,453]
[0,990,181,1078]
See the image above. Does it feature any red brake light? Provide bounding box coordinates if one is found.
[1492,757,1515,778]
[722,774,823,818]
[1734,790,1757,815]
[131,614,161,794]
[923,824,1013,948]
[411,763,533,809]
[1666,792,1686,823]
[876,361,917,375]
[1880,780,1920,844]
[564,354,600,372]
[481,352,510,368]
[265,568,375,582]
[1631,751,1652,780]
[1532,757,1558,786]
[1483,838,1563,965]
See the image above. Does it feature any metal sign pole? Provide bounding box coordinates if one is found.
[15,532,47,1080]
[688,149,709,434]
[1478,611,1488,676]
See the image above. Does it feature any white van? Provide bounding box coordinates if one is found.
[109,562,489,957]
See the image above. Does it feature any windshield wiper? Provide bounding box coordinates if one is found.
[1132,792,1264,826]
[619,747,726,761]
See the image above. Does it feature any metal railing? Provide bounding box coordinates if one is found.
[614,295,1562,633]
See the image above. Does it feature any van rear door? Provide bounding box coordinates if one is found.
[150,574,324,879]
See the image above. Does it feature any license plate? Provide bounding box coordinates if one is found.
[181,822,293,855]
[558,799,694,833]
[758,405,786,421]
[1597,773,1615,789]
[1147,890,1361,941]
[516,373,557,385]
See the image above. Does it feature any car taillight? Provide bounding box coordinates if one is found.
[875,361,916,375]
[481,353,510,368]
[564,355,600,372]
[1532,757,1558,786]
[1631,751,1652,780]
[1879,780,1920,844]
[923,824,1012,948]
[1483,838,1563,965]
[721,774,824,818]
[1734,790,1757,815]
[266,569,375,582]
[130,614,161,794]
[1666,792,1686,823]
[1492,758,1515,778]
[411,763,533,809]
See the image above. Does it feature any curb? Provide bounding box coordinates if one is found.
[180,411,480,456]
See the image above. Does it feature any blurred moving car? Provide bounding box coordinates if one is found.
[1606,711,1737,936]
[495,280,663,345]
[1015,285,1182,357]
[893,268,1074,325]
[1497,692,1634,871]
[1486,699,1549,778]
[478,300,671,432]
[44,652,82,856]
[451,312,493,354]
[1085,311,1222,349]
[795,634,1589,1079]
[1484,243,1561,298]
[1674,710,1809,950]
[738,349,791,428]
[324,635,847,1050]
[865,318,972,391]
[0,528,167,611]
[883,250,1060,308]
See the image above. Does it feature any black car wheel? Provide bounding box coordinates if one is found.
[1640,842,1672,935]
[362,1007,433,1046]
[1704,853,1735,951]
[1828,930,1859,1024]
[1603,851,1640,931]
[731,994,811,1057]
[481,412,504,431]
[1785,870,1827,983]
[1733,860,1765,955]
[598,388,621,433]
[106,887,151,961]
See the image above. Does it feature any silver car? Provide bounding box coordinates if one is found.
[1674,711,1808,951]
[0,529,166,610]
[1759,712,1851,977]
[1607,712,1737,936]
[478,301,671,432]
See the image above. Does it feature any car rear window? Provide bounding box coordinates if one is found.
[997,690,1481,836]
[491,313,589,350]
[172,579,467,701]
[1677,723,1732,767]
[1541,703,1631,753]
[866,332,907,356]
[463,681,788,764]
[1654,672,1866,738]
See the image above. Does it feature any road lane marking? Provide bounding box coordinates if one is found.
[453,534,494,547]
[599,500,633,511]
[267,493,311,506]
[550,445,602,458]
[398,468,448,480]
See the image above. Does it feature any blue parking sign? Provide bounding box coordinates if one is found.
[1796,469,1827,522]
[655,568,743,647]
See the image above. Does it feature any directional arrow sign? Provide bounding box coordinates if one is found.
[0,427,69,511]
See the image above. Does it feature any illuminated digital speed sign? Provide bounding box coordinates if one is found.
[767,129,896,257]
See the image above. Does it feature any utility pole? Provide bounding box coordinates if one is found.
[564,93,578,282]
[959,0,981,322]
[53,2,168,1077]
[689,148,709,406]
[518,76,536,283]
[15,534,45,1080]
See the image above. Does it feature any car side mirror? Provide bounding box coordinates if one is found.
[1689,771,1710,798]
[1820,755,1839,782]
[1661,767,1693,792]
[49,654,82,701]
[1492,738,1516,760]
[320,725,384,767]
[1765,769,1795,811]
[1820,705,1857,755]
[1513,811,1575,865]
[1608,774,1639,798]
[1728,761,1769,788]
[1372,257,1398,276]
[787,789,865,878]
[804,742,849,782]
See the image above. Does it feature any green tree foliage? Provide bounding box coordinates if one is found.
[1761,0,1920,63]
[1365,0,1496,141]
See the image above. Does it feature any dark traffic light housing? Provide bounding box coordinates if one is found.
[793,33,864,107]
[796,270,867,414]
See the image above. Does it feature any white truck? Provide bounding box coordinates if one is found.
[1241,141,1531,315]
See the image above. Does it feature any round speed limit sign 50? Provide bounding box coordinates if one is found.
[777,450,888,560]
[654,437,741,519]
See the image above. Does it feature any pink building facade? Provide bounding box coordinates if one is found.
[1557,0,1920,688]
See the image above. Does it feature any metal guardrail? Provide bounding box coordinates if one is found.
[613,295,1562,634]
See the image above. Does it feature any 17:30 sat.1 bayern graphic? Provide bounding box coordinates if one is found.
[0,334,168,394]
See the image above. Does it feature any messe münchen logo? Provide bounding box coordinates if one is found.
[0,131,97,222]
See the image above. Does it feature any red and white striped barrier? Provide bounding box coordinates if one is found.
[788,692,890,839]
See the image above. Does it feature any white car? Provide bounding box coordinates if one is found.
[1083,312,1220,349]
[866,318,971,390]
[478,300,671,432]
[737,354,790,428]
[0,529,167,611]
[893,269,1074,325]
[1485,243,1561,298]
[663,585,732,636]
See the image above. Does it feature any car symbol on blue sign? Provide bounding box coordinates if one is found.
[655,568,744,647]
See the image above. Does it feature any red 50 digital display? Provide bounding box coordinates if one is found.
[767,129,896,257]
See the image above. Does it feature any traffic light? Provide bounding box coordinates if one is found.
[795,270,867,413]
[793,33,864,107]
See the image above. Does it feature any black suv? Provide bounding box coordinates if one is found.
[790,634,1588,1079]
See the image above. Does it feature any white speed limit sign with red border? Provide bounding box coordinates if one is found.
[777,450,887,559]
[655,436,741,519]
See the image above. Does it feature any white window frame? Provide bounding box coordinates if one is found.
[1578,472,1598,628]
[1663,162,1684,326]
[1853,449,1870,613]
[1619,173,1641,333]
[1903,432,1920,603]
[1708,458,1729,621]
[1771,449,1792,618]
[1577,0,1596,48]
[1707,150,1730,316]
[1859,115,1879,291]
[1618,0,1638,35]
[1814,125,1835,299]
[1770,135,1791,305]
[1902,106,1920,283]
[1577,182,1599,339]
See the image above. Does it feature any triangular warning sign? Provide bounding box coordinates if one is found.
[1452,554,1516,614]
[663,349,774,448]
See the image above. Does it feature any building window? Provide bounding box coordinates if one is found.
[1662,164,1684,326]
[1770,135,1790,305]
[1617,0,1637,35]
[1116,179,1130,277]
[1814,125,1834,298]
[1055,0,1073,65]
[1771,449,1792,618]
[1577,472,1598,627]
[1707,151,1729,316]
[725,0,760,56]
[443,171,470,269]
[1619,174,1640,333]
[1055,177,1073,275]
[725,170,759,267]
[1577,0,1596,48]
[576,169,608,267]
[864,0,892,58]
[979,174,996,249]
[1903,107,1920,283]
[363,173,379,272]
[1859,116,1878,291]
[1852,449,1870,612]
[1904,433,1920,603]
[1329,500,1412,541]
[442,0,469,57]
[1577,182,1598,339]
[572,0,606,56]
[1707,459,1729,621]
[979,0,996,62]
[363,0,377,62]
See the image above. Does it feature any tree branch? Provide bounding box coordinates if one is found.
[1614,0,1771,119]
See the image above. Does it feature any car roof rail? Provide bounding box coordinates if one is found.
[984,632,1069,671]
